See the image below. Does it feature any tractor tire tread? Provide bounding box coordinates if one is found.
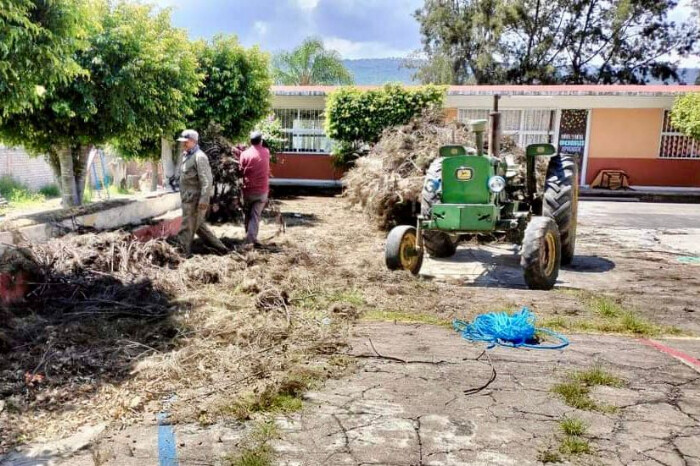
[423,230,457,258]
[421,157,443,216]
[543,154,578,265]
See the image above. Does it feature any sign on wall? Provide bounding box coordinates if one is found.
[557,109,589,160]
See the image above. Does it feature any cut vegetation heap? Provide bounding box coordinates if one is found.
[344,109,475,230]
[200,125,245,223]
[0,230,355,453]
[343,109,537,231]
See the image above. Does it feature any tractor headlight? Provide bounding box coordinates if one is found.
[488,176,506,193]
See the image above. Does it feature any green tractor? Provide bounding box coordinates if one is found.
[385,98,578,290]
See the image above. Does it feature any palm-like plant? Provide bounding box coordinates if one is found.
[273,37,354,86]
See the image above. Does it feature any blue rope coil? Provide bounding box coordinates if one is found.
[453,307,569,350]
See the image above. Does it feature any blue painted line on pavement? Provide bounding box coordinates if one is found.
[157,412,179,466]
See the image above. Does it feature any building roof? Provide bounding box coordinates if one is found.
[272,84,700,97]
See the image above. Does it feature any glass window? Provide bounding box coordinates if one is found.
[457,108,556,148]
[272,108,331,153]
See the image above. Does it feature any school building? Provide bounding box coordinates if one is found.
[270,85,700,189]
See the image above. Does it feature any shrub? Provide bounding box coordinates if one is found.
[324,83,445,146]
[0,175,45,204]
[38,184,61,198]
[671,93,700,140]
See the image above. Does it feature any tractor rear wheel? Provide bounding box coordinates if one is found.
[543,154,578,265]
[421,157,457,257]
[385,225,424,275]
[421,157,443,217]
[521,216,561,290]
[423,230,457,258]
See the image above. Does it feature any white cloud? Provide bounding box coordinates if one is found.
[324,37,412,59]
[296,0,320,10]
[253,21,269,36]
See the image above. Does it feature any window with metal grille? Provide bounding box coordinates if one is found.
[457,108,556,148]
[272,108,331,153]
[659,111,700,159]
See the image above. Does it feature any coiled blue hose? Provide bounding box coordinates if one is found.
[453,307,569,350]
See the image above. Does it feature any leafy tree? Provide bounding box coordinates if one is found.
[415,0,507,84]
[402,51,456,85]
[0,2,201,206]
[325,84,445,165]
[415,0,698,84]
[190,35,272,142]
[273,37,354,86]
[0,0,90,120]
[671,93,700,140]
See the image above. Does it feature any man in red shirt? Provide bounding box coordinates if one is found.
[239,131,270,247]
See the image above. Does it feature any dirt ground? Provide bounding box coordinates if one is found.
[2,195,700,465]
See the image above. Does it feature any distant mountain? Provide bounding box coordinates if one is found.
[342,58,698,86]
[342,58,418,85]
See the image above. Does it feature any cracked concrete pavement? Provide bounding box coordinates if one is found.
[422,201,700,291]
[40,322,700,466]
[273,323,700,466]
[5,199,700,465]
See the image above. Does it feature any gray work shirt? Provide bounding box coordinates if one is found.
[179,145,214,205]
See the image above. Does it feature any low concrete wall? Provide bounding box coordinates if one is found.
[0,192,181,255]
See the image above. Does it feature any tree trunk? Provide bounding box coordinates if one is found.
[58,146,79,207]
[74,145,91,205]
[161,138,175,191]
[46,151,62,192]
[150,160,159,192]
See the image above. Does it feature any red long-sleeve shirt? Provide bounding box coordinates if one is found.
[239,144,270,197]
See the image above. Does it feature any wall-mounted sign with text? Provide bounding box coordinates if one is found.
[557,109,589,163]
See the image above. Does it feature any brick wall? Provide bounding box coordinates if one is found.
[0,145,158,193]
[0,145,56,190]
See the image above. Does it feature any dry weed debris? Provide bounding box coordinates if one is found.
[343,109,543,230]
[0,230,354,454]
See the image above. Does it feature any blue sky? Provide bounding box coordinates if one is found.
[154,0,697,64]
[154,0,425,59]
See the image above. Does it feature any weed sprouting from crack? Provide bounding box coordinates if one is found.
[552,366,624,413]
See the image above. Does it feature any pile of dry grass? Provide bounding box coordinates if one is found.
[200,125,244,224]
[343,110,469,230]
[343,109,544,231]
[0,230,354,452]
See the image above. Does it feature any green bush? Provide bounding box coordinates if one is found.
[671,93,700,140]
[38,184,61,198]
[324,83,445,146]
[0,175,45,205]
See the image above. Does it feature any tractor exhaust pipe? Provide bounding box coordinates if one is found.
[469,120,487,156]
[489,95,501,159]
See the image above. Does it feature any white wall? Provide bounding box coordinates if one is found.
[0,145,55,190]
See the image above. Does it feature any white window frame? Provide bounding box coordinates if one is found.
[457,108,558,148]
[658,110,700,159]
[273,108,330,154]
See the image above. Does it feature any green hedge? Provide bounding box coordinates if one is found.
[324,84,446,145]
[671,93,700,140]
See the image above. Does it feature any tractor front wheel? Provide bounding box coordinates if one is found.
[521,216,561,290]
[385,225,424,275]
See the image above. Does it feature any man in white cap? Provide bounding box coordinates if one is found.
[239,130,271,248]
[174,129,227,255]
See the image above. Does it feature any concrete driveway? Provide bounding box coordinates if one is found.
[421,201,700,287]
